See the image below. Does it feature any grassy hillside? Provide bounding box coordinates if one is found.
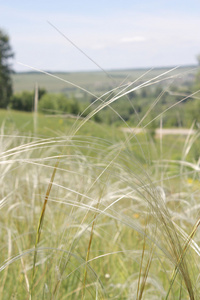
[0,109,123,141]
[12,66,196,98]
[11,66,199,129]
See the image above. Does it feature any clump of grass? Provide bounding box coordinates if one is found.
[1,42,200,299]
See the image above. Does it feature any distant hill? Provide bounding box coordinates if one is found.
[12,66,196,99]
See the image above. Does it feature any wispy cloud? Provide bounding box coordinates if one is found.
[120,36,146,43]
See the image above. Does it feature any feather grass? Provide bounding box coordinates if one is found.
[1,31,200,299]
[31,159,59,298]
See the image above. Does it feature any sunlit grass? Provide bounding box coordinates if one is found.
[1,67,200,299]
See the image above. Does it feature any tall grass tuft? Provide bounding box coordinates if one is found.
[1,44,200,299]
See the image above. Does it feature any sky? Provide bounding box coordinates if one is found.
[1,0,200,72]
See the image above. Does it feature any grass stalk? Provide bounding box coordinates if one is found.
[165,217,200,299]
[136,211,155,300]
[82,194,102,300]
[31,159,59,296]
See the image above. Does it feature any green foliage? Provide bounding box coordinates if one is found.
[185,98,200,125]
[9,71,200,127]
[182,68,200,127]
[38,87,47,99]
[10,88,47,112]
[38,93,80,115]
[10,67,200,128]
[0,29,14,108]
[193,69,200,91]
[38,93,59,113]
[11,91,34,112]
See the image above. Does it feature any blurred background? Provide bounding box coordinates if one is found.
[1,0,200,72]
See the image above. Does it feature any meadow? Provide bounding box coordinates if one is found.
[12,66,195,97]
[1,66,200,299]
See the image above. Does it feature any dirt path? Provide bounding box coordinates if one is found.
[121,127,196,137]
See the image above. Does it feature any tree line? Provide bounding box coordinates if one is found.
[0,29,13,108]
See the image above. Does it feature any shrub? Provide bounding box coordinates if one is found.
[39,93,80,115]
[11,91,34,111]
[38,93,59,113]
[11,88,47,112]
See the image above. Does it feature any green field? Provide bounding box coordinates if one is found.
[1,69,200,299]
[12,66,196,97]
[0,109,122,140]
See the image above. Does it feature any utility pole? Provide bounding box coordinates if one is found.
[34,82,38,135]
